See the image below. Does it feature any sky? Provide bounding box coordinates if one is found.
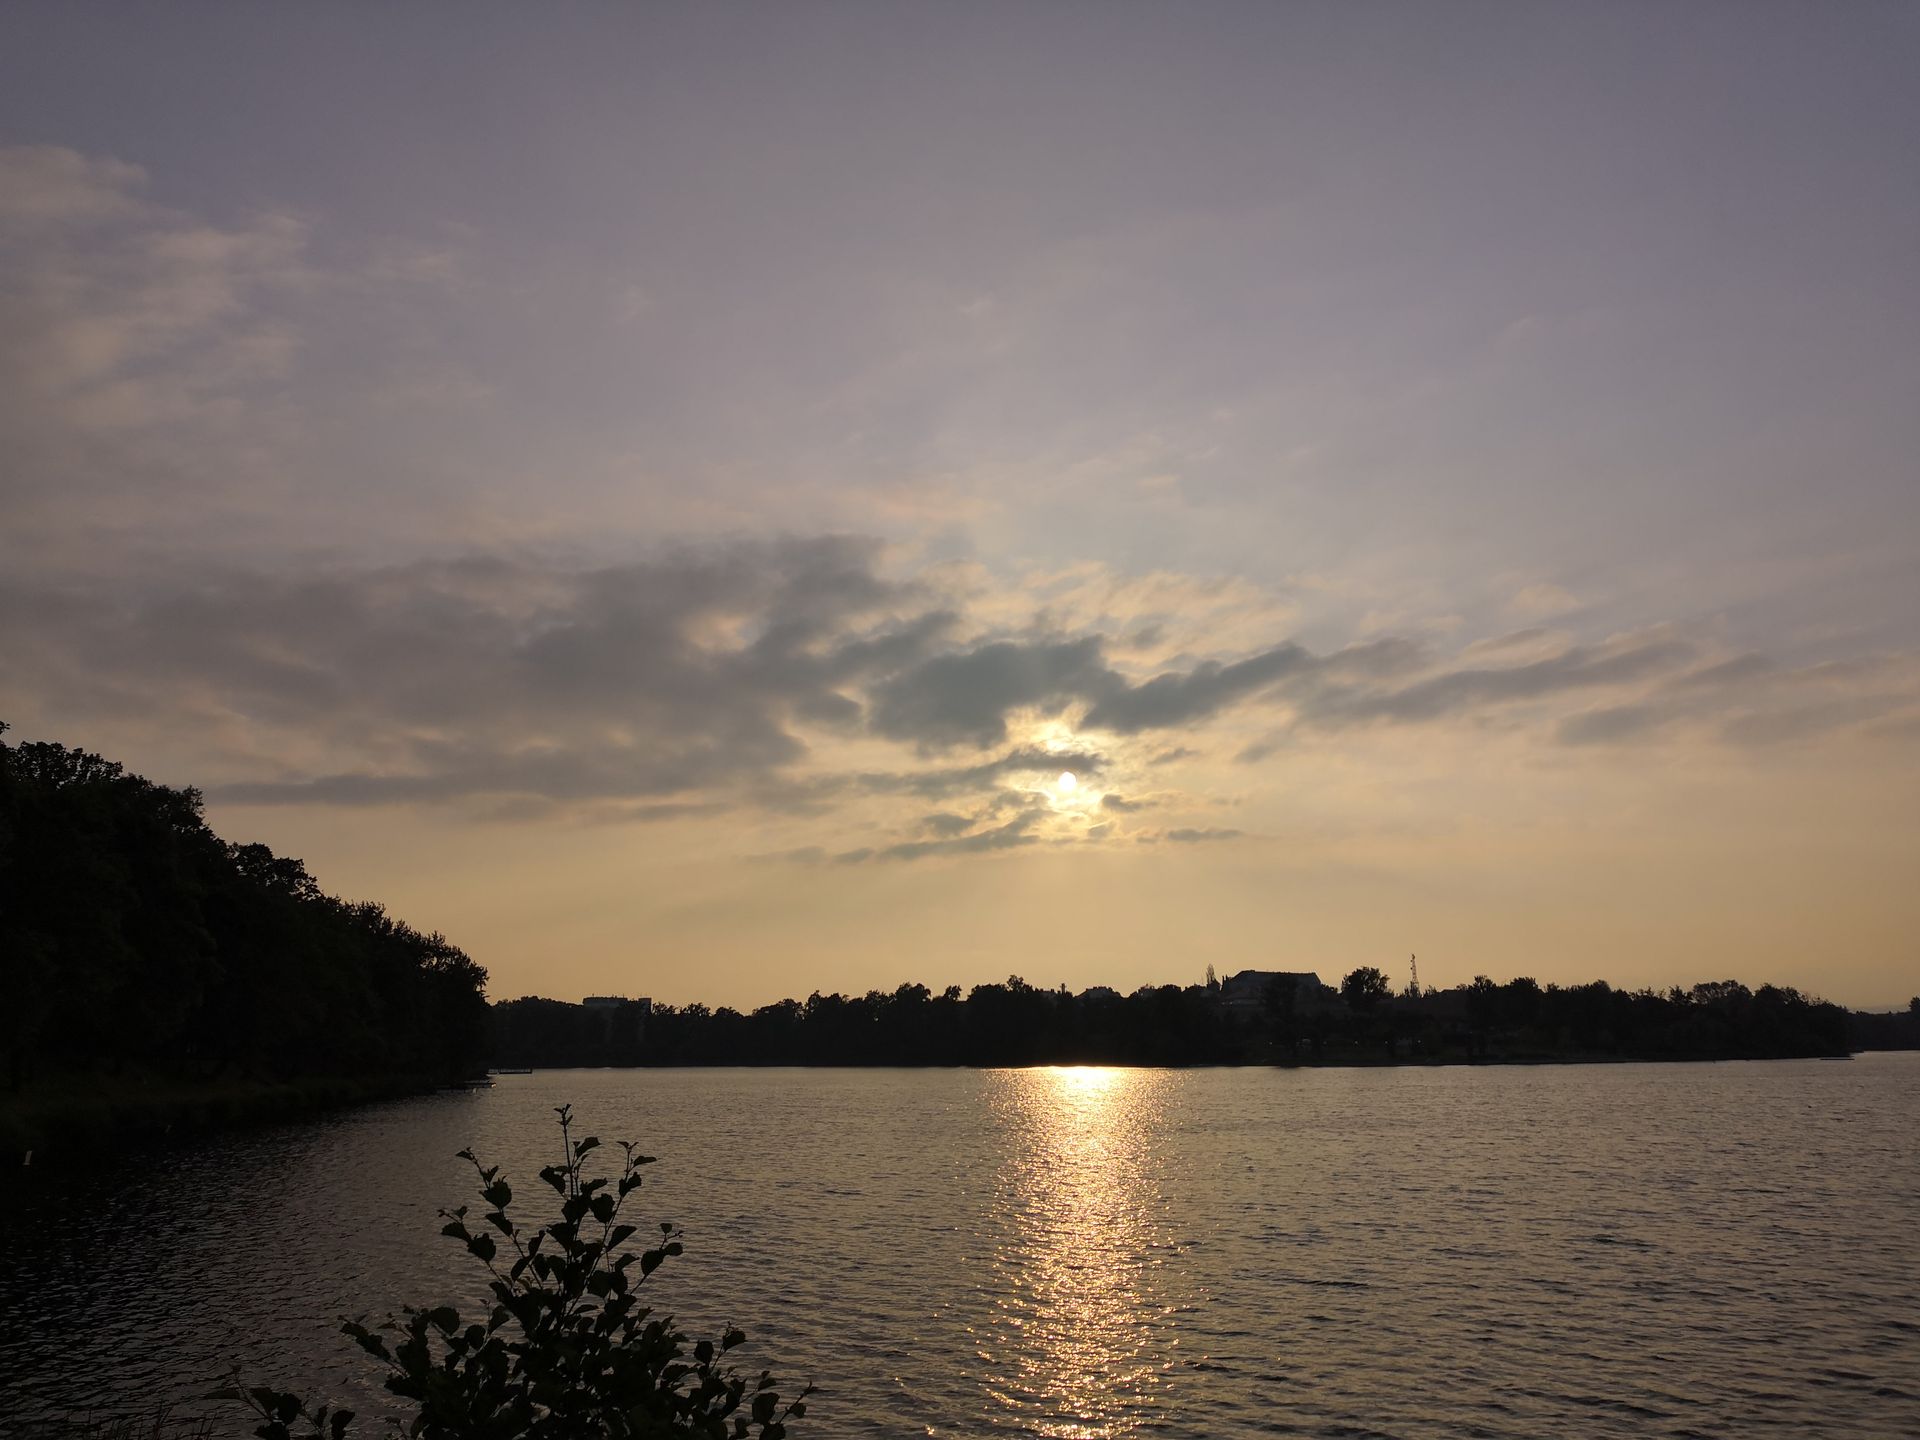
[2,3,1916,1008]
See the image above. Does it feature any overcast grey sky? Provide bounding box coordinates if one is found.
[3,4,1916,1005]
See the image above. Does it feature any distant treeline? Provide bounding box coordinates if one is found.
[1848,1005,1920,1052]
[494,971,1900,1069]
[0,725,490,1095]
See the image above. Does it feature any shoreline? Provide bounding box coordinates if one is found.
[1,1072,441,1169]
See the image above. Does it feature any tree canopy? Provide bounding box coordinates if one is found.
[494,968,1858,1069]
[0,724,489,1093]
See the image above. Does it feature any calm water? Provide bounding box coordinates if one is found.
[3,1058,1917,1438]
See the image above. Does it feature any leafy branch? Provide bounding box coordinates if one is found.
[215,1106,811,1439]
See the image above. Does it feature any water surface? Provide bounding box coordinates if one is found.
[4,1057,1917,1437]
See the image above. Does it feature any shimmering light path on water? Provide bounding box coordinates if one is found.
[4,1057,1917,1437]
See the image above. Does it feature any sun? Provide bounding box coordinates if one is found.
[1056,771,1078,794]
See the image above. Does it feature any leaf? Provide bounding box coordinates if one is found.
[345,1326,391,1362]
[213,1107,811,1440]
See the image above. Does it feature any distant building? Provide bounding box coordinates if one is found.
[1217,970,1338,1012]
[582,995,652,1013]
[579,995,651,1060]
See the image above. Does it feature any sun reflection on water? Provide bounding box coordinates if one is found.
[976,1066,1183,1437]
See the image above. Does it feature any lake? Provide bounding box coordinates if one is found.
[4,1057,1917,1437]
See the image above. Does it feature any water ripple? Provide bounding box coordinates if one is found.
[3,1055,1918,1437]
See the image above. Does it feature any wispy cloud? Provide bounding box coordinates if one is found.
[7,535,1915,873]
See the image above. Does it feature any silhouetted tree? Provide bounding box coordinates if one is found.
[0,724,489,1095]
[1340,966,1391,1013]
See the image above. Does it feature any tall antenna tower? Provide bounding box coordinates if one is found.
[1409,953,1420,996]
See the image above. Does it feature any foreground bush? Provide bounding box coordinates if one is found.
[217,1107,810,1439]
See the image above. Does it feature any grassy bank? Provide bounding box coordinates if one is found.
[0,1071,436,1167]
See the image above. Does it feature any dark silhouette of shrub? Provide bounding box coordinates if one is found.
[215,1106,811,1439]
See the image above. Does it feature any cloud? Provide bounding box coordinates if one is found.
[830,746,1112,803]
[918,811,975,837]
[1557,704,1672,746]
[836,811,1043,864]
[5,537,942,804]
[1082,643,1312,733]
[1301,636,1696,729]
[1554,651,1920,749]
[0,146,146,227]
[1071,634,1424,738]
[0,145,310,537]
[1508,582,1579,619]
[1721,695,1915,747]
[867,636,1111,747]
[1675,653,1775,689]
[7,523,1917,862]
[1161,827,1245,843]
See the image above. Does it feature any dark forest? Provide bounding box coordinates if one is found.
[494,971,1909,1071]
[0,725,490,1103]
